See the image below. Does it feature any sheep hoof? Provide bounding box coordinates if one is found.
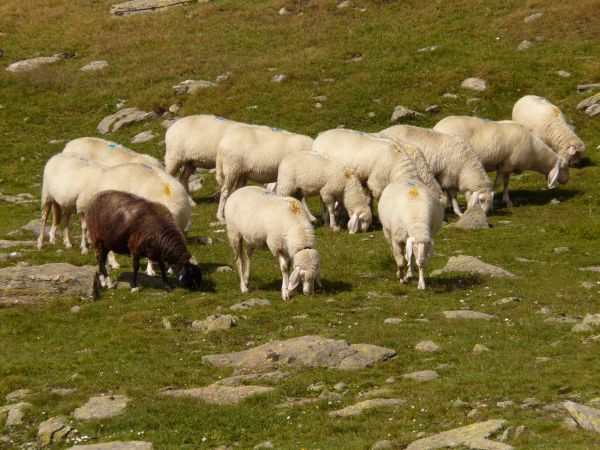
[282,292,291,301]
[64,241,73,249]
[131,287,140,293]
[417,283,426,290]
[332,225,341,232]
[81,247,89,255]
[146,269,156,277]
[36,242,43,251]
[505,200,514,207]
[109,262,121,270]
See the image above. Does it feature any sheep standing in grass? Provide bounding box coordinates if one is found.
[276,152,372,233]
[512,95,586,165]
[381,125,493,215]
[434,116,569,207]
[215,124,313,221]
[85,190,201,293]
[378,179,444,289]
[164,115,242,191]
[224,186,321,300]
[63,137,162,169]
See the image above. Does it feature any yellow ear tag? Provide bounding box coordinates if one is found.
[290,201,302,215]
[163,183,172,196]
[408,187,419,198]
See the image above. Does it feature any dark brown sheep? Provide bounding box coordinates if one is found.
[85,190,202,292]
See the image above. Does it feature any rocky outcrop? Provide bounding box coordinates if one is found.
[110,0,196,16]
[405,419,512,449]
[97,108,157,134]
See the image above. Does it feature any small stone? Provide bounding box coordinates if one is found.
[70,305,81,314]
[130,131,156,144]
[572,323,593,333]
[415,340,440,352]
[582,314,600,326]
[307,382,325,392]
[328,398,405,417]
[549,198,561,205]
[357,388,393,400]
[51,388,76,396]
[461,77,487,91]
[5,389,30,402]
[384,317,402,325]
[191,314,237,333]
[73,395,130,420]
[334,382,347,392]
[367,111,376,118]
[168,104,180,114]
[517,40,533,51]
[337,1,351,8]
[6,53,69,73]
[556,70,571,78]
[417,45,439,52]
[497,400,514,408]
[0,403,31,426]
[402,370,439,382]
[215,74,229,83]
[473,344,490,355]
[97,108,157,134]
[48,139,67,145]
[498,425,525,442]
[278,7,289,15]
[314,102,323,109]
[385,376,396,384]
[522,397,540,409]
[371,440,395,449]
[80,60,108,71]
[272,74,286,83]
[215,265,233,273]
[253,441,274,449]
[443,310,495,320]
[319,390,343,401]
[390,105,423,122]
[230,298,270,311]
[452,399,469,409]
[494,296,520,305]
[466,97,481,105]
[443,93,458,99]
[585,104,600,117]
[173,79,217,94]
[581,281,596,289]
[524,12,544,23]
[425,104,439,113]
[577,83,600,93]
[536,356,551,363]
[162,384,274,405]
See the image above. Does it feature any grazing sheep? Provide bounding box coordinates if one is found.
[37,153,105,250]
[512,95,586,165]
[434,116,569,207]
[381,125,493,215]
[164,115,242,191]
[85,190,201,292]
[215,124,314,221]
[224,186,321,300]
[276,152,372,233]
[378,179,444,289]
[312,129,437,201]
[63,137,162,169]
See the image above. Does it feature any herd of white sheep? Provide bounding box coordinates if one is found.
[38,94,587,298]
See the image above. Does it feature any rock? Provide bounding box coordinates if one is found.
[461,77,487,91]
[110,0,195,16]
[580,266,600,273]
[390,105,423,122]
[521,398,540,409]
[443,93,458,99]
[334,382,347,391]
[161,119,177,129]
[384,317,402,325]
[443,310,495,320]
[7,219,50,238]
[337,1,351,8]
[577,93,600,112]
[168,104,180,114]
[307,382,325,392]
[215,371,290,387]
[6,389,30,402]
[230,298,270,311]
[37,416,74,446]
[215,265,232,273]
[449,205,489,230]
[425,104,439,113]
[97,108,157,134]
[0,239,36,249]
[583,314,600,326]
[406,419,511,450]
[372,440,395,449]
[556,70,571,78]
[497,400,514,408]
[51,388,77,396]
[584,104,600,117]
[473,344,490,354]
[6,53,70,73]
[130,131,156,144]
[253,441,273,449]
[357,388,393,400]
[452,399,469,409]
[329,398,405,417]
[191,314,237,332]
[73,395,130,420]
[417,45,439,52]
[431,255,518,279]
[544,315,579,324]
[0,192,35,204]
[0,263,98,305]
[202,335,396,372]
[162,383,274,405]
[572,323,593,333]
[415,340,440,352]
[549,198,561,205]
[494,296,520,305]
[0,402,31,426]
[272,74,286,82]
[498,425,525,442]
[80,60,108,71]
[71,305,81,314]
[561,416,579,431]
[278,7,289,15]
[402,370,439,382]
[517,40,533,51]
[554,246,570,253]
[173,79,217,94]
[68,442,153,450]
[577,83,600,93]
[524,12,543,22]
[581,281,596,289]
[319,390,343,401]
[563,401,600,433]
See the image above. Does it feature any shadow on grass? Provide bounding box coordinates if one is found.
[496,187,581,207]
[258,278,353,294]
[117,271,217,293]
[427,274,484,292]
[202,262,232,273]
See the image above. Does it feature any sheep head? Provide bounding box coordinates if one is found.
[289,248,321,295]
[348,206,372,234]
[176,256,202,291]
[548,157,569,189]
[467,189,494,213]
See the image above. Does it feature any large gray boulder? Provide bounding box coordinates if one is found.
[406,419,512,449]
[431,255,518,279]
[6,53,68,72]
[161,384,274,405]
[97,107,157,134]
[110,0,196,16]
[73,395,130,420]
[449,205,489,230]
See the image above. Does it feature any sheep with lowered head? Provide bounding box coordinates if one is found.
[216,124,313,222]
[85,190,201,292]
[224,186,321,300]
[434,116,569,207]
[378,179,444,289]
[380,124,493,215]
[63,137,162,169]
[512,95,586,165]
[276,152,372,233]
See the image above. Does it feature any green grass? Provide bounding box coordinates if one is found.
[1,0,600,448]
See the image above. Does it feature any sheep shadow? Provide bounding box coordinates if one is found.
[497,187,580,207]
[116,271,216,293]
[258,278,353,295]
[426,274,484,293]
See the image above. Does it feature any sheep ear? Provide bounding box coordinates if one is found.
[467,191,478,208]
[567,146,577,156]
[288,268,302,291]
[405,237,414,263]
[189,256,198,266]
[548,165,560,189]
[348,213,359,234]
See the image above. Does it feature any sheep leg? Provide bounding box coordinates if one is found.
[449,190,462,216]
[61,209,73,249]
[158,260,173,292]
[131,255,140,292]
[217,175,238,222]
[179,163,195,192]
[107,251,121,270]
[502,173,513,207]
[80,215,89,255]
[37,202,52,250]
[243,246,253,288]
[231,234,248,293]
[301,197,318,225]
[278,254,291,301]
[321,198,330,226]
[391,239,407,282]
[326,201,340,232]
[98,247,113,289]
[417,264,426,290]
[49,203,62,245]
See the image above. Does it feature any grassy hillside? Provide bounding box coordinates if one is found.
[1,0,599,448]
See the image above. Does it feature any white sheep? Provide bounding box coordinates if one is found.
[512,95,586,165]
[63,137,163,169]
[378,179,444,289]
[224,186,322,300]
[312,129,442,202]
[434,116,569,207]
[276,152,372,233]
[380,125,494,215]
[164,115,242,191]
[215,124,314,221]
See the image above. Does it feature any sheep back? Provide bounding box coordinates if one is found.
[63,137,162,169]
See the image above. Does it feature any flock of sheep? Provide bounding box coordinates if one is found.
[37,94,587,298]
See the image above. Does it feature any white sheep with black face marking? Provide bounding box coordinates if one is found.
[224,186,321,300]
[512,95,586,165]
[434,116,569,207]
[378,179,444,290]
[215,124,314,222]
[63,137,162,169]
[380,124,493,216]
[276,152,372,233]
[164,114,243,192]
